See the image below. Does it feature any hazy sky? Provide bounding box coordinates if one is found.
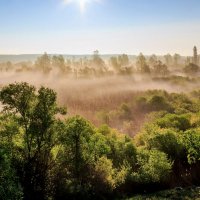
[1,0,200,55]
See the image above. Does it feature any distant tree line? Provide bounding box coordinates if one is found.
[0,47,200,77]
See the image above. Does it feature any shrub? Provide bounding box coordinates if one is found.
[132,149,172,184]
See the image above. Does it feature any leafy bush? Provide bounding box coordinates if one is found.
[181,129,200,164]
[156,114,191,131]
[132,149,172,183]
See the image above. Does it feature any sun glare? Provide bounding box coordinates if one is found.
[63,0,100,13]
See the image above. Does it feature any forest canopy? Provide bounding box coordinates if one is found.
[0,80,200,200]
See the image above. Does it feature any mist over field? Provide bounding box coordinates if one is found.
[1,0,200,199]
[1,44,200,200]
[1,51,200,136]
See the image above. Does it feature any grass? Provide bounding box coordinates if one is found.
[123,187,200,200]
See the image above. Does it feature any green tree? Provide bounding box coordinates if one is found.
[147,95,173,112]
[61,116,96,193]
[182,130,200,164]
[92,156,117,193]
[98,126,137,168]
[132,149,172,184]
[0,147,23,200]
[156,114,191,131]
[118,103,132,120]
[0,82,66,200]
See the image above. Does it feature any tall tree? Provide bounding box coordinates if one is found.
[136,53,150,74]
[164,54,173,66]
[148,54,157,67]
[52,55,66,73]
[0,82,66,200]
[173,53,181,66]
[61,116,96,194]
[152,60,169,76]
[35,53,52,74]
[118,54,129,66]
[193,46,198,65]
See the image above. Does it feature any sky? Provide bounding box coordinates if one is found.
[0,0,200,55]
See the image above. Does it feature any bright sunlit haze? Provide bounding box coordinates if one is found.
[2,1,200,200]
[0,0,200,55]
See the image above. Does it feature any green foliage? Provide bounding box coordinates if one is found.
[136,124,185,161]
[62,116,95,178]
[148,129,184,159]
[118,103,132,120]
[126,187,200,200]
[60,116,112,195]
[134,91,173,113]
[0,82,36,115]
[0,82,66,200]
[92,156,117,192]
[97,126,137,168]
[132,149,172,183]
[0,147,23,200]
[135,110,200,189]
[59,117,136,196]
[169,93,197,114]
[147,95,173,112]
[1,82,200,199]
[181,130,200,164]
[156,114,191,131]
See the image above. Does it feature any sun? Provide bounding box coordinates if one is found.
[63,0,100,13]
[79,0,89,12]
